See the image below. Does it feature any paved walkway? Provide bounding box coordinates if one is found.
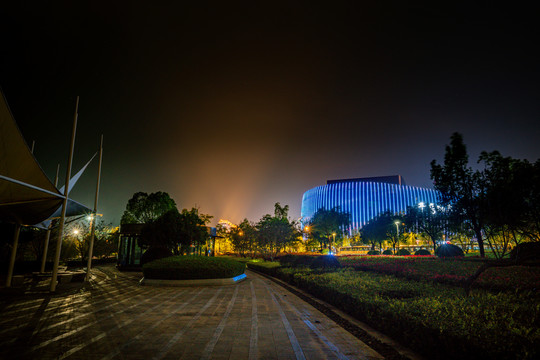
[0,266,383,360]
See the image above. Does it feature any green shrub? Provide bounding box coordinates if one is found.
[141,247,173,265]
[292,255,316,267]
[310,255,341,270]
[279,254,297,267]
[367,250,380,255]
[143,256,245,280]
[397,249,411,256]
[382,249,393,255]
[414,249,431,256]
[435,244,464,258]
[510,242,540,262]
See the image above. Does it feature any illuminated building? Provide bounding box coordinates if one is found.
[301,175,438,234]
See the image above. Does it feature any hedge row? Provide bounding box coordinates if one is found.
[143,256,245,280]
[247,262,539,360]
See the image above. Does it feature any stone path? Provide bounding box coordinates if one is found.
[0,266,383,360]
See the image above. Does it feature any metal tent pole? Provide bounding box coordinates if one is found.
[6,224,22,287]
[40,164,60,273]
[86,135,103,282]
[50,97,79,292]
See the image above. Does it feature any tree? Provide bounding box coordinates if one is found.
[121,191,177,224]
[65,217,118,262]
[177,208,213,255]
[308,207,351,252]
[139,207,212,255]
[257,203,299,261]
[431,133,488,257]
[404,204,447,252]
[140,209,183,253]
[360,211,400,252]
[230,219,257,257]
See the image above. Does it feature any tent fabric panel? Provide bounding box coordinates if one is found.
[0,91,60,196]
[0,198,63,225]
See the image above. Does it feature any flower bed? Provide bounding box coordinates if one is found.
[338,255,540,291]
[247,261,540,360]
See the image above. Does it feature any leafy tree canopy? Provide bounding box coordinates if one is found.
[308,207,350,250]
[121,191,177,224]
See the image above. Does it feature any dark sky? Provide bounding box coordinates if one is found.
[1,2,539,225]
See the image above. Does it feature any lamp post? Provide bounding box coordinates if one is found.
[331,232,336,254]
[394,221,400,251]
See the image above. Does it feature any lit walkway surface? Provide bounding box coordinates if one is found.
[0,266,383,360]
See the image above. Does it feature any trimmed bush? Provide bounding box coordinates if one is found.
[382,250,393,255]
[397,249,411,256]
[414,249,431,255]
[279,255,316,267]
[141,247,173,265]
[510,242,540,262]
[279,254,297,267]
[292,255,316,267]
[435,244,464,258]
[367,250,380,255]
[143,256,245,280]
[310,255,341,270]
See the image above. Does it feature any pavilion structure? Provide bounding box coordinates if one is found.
[0,90,102,291]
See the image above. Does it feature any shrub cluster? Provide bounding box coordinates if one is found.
[309,255,341,270]
[141,247,173,265]
[382,250,393,255]
[414,249,431,255]
[396,249,411,256]
[367,250,380,255]
[510,242,540,262]
[279,254,316,268]
[143,256,245,280]
[436,244,464,258]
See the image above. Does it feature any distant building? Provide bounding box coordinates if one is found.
[301,175,439,234]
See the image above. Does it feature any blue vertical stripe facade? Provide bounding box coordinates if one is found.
[301,181,439,234]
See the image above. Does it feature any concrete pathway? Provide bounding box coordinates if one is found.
[0,266,383,360]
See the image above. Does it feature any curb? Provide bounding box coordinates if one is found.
[139,273,247,286]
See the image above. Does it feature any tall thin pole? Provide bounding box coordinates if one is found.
[86,135,103,282]
[40,164,60,273]
[50,97,79,292]
[6,224,22,287]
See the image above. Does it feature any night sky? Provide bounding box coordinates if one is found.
[1,2,539,225]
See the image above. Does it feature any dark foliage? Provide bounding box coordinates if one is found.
[414,249,431,255]
[141,247,173,265]
[510,242,540,262]
[310,255,341,269]
[396,249,411,256]
[382,250,393,255]
[435,244,464,258]
[367,250,380,255]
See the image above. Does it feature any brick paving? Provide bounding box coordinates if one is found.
[0,265,383,360]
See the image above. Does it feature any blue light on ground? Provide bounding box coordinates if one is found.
[233,273,247,282]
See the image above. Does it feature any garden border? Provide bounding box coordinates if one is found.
[139,273,247,286]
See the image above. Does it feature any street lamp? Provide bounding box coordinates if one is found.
[394,221,399,238]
